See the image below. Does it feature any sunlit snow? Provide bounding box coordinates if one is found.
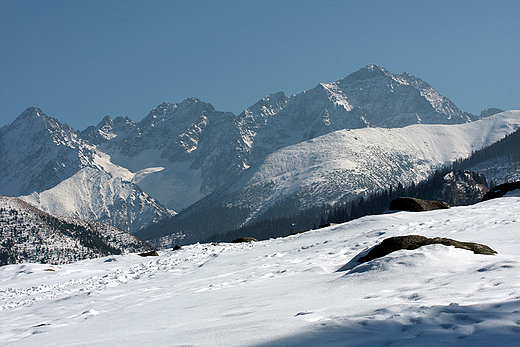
[1,196,520,346]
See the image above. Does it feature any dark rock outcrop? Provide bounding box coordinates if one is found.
[389,197,450,212]
[231,237,258,243]
[481,181,520,201]
[359,235,497,263]
[138,250,159,257]
[441,171,489,206]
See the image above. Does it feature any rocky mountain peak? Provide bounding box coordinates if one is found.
[0,107,95,196]
[98,115,114,128]
[242,91,288,119]
[141,98,215,128]
[7,107,73,134]
[340,64,391,83]
[479,108,504,118]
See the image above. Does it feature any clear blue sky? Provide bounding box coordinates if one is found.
[1,0,519,130]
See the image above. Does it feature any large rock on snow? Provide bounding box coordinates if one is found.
[481,181,520,201]
[232,237,258,243]
[358,235,497,263]
[389,197,450,212]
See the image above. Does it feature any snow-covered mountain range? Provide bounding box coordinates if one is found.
[0,107,174,234]
[139,110,520,242]
[0,65,517,241]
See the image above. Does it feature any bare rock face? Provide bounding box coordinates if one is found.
[389,197,450,212]
[481,181,520,201]
[441,171,489,206]
[358,235,497,263]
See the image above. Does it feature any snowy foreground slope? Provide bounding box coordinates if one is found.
[1,196,520,346]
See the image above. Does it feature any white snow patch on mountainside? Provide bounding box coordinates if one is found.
[131,160,204,212]
[1,197,519,346]
[91,151,134,181]
[220,110,520,219]
[104,148,204,211]
[20,167,175,233]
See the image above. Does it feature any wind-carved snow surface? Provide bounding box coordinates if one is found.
[1,196,520,346]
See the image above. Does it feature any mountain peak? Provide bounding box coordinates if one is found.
[479,108,504,118]
[95,115,114,129]
[364,64,388,72]
[8,107,71,133]
[21,106,44,116]
[16,106,47,122]
[339,64,394,84]
[182,97,204,104]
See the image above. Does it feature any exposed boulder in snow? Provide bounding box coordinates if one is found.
[138,250,159,257]
[3,68,520,247]
[481,181,520,201]
[389,197,450,212]
[358,235,497,263]
[159,111,520,243]
[1,195,519,346]
[232,237,258,243]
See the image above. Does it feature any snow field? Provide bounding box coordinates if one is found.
[1,196,520,346]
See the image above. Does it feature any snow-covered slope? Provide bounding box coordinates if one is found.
[20,167,175,234]
[239,64,475,163]
[164,110,520,236]
[1,196,519,346]
[0,196,153,266]
[93,98,252,210]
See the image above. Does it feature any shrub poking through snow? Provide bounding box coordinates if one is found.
[359,235,497,263]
